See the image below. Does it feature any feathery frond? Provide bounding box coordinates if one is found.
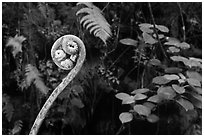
[2,94,14,122]
[6,35,26,58]
[25,64,49,95]
[76,2,112,44]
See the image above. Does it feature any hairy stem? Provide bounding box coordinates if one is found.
[29,36,86,135]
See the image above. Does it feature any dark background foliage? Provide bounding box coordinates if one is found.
[2,2,202,135]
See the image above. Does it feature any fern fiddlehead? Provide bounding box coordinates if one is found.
[29,35,86,135]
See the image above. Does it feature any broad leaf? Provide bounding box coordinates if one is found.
[164,37,180,45]
[147,95,162,103]
[170,56,188,63]
[157,86,176,100]
[164,67,182,74]
[186,71,202,82]
[163,74,180,80]
[119,38,138,46]
[152,76,171,85]
[176,98,194,111]
[190,92,202,102]
[134,105,151,116]
[153,34,165,39]
[147,114,159,123]
[119,112,133,123]
[122,96,135,104]
[189,93,202,109]
[139,23,153,28]
[185,59,202,68]
[134,93,147,100]
[143,102,156,110]
[192,87,202,94]
[143,32,157,44]
[140,26,153,33]
[167,46,180,53]
[172,84,185,94]
[175,42,190,49]
[115,93,131,100]
[155,25,169,32]
[189,57,202,63]
[148,59,161,66]
[187,78,201,87]
[131,88,149,94]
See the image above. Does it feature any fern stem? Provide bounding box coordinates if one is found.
[29,35,86,135]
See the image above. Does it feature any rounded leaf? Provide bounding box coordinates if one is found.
[164,37,180,45]
[147,114,159,123]
[175,42,190,49]
[115,93,130,100]
[172,84,185,94]
[139,23,153,28]
[147,95,162,103]
[168,46,180,53]
[187,78,201,87]
[148,59,161,66]
[176,98,194,111]
[163,74,180,80]
[140,26,153,33]
[131,88,149,94]
[122,96,135,104]
[143,32,157,44]
[164,67,182,74]
[134,93,147,100]
[143,102,156,110]
[119,38,138,46]
[170,56,188,63]
[152,76,171,85]
[119,112,133,123]
[134,105,151,116]
[155,25,169,33]
[186,71,202,82]
[157,86,176,100]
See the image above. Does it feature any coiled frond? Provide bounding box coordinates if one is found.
[76,2,112,44]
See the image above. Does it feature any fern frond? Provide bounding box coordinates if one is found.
[2,94,14,122]
[76,2,112,44]
[25,64,49,95]
[6,35,26,58]
[10,120,23,135]
[37,2,47,18]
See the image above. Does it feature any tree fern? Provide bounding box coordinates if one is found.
[2,94,14,122]
[76,2,112,44]
[25,64,49,95]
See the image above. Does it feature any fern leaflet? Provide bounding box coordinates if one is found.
[25,64,49,95]
[76,2,112,44]
[2,94,14,122]
[10,120,23,135]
